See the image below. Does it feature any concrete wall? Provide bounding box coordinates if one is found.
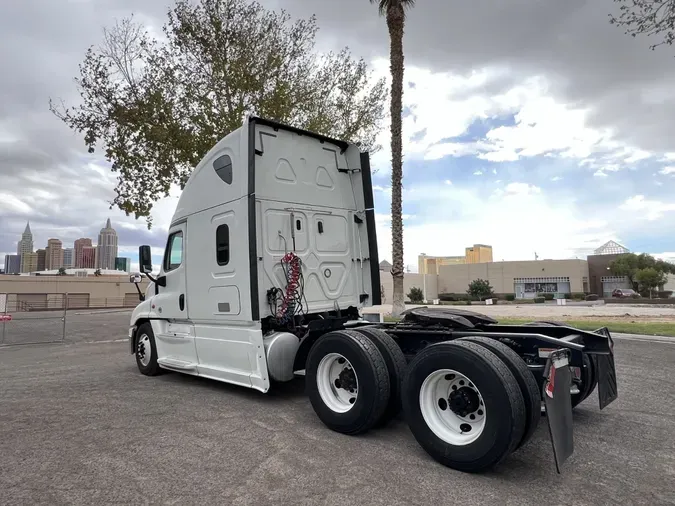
[379,272,438,304]
[438,259,589,294]
[0,275,149,300]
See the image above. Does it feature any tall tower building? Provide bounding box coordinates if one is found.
[465,244,493,264]
[36,249,46,271]
[74,238,93,268]
[46,239,64,270]
[63,248,74,268]
[96,218,118,270]
[16,221,34,272]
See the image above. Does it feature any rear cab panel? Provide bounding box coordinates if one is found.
[251,119,380,319]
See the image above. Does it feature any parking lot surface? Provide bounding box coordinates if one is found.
[1,313,674,505]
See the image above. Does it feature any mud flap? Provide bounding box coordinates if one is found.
[595,334,618,410]
[543,349,574,474]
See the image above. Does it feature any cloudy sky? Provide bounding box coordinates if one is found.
[2,0,675,272]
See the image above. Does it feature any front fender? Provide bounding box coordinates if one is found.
[129,298,153,354]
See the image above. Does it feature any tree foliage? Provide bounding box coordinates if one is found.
[467,278,494,300]
[407,286,424,303]
[635,267,668,297]
[609,252,675,288]
[609,0,675,51]
[50,0,387,227]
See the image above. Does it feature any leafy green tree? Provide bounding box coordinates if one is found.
[51,0,387,227]
[94,268,102,277]
[609,253,675,289]
[369,0,416,317]
[467,279,494,301]
[635,267,668,298]
[407,286,424,303]
[609,0,675,52]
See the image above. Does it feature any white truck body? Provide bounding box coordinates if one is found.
[129,116,381,393]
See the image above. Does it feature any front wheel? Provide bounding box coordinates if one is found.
[135,322,162,376]
[402,340,526,473]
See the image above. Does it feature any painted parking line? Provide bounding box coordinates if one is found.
[83,338,129,344]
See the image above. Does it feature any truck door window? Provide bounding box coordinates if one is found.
[216,224,230,265]
[164,232,183,271]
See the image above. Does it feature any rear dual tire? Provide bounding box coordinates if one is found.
[402,341,527,473]
[306,330,391,435]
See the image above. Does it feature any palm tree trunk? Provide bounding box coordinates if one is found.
[387,3,406,317]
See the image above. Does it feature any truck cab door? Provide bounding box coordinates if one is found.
[151,222,198,369]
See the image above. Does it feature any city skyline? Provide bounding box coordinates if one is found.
[2,219,130,275]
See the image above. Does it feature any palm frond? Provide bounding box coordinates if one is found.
[369,0,416,17]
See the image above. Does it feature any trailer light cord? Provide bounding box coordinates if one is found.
[271,252,307,326]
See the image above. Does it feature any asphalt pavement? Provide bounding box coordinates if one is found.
[1,316,674,505]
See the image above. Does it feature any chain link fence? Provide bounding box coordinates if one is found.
[1,293,67,346]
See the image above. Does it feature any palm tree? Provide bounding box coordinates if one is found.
[370,0,415,316]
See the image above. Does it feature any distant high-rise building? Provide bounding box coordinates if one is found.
[22,252,38,273]
[3,255,21,274]
[36,249,46,271]
[46,239,64,270]
[465,244,493,264]
[74,238,93,268]
[96,219,118,270]
[63,248,74,268]
[81,246,96,269]
[16,222,34,272]
[115,257,131,273]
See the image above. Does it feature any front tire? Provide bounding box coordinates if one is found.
[402,340,526,473]
[306,330,390,435]
[135,323,162,376]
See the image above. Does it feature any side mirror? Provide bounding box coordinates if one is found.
[130,273,142,284]
[139,245,152,274]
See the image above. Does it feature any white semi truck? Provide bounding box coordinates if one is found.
[128,115,618,473]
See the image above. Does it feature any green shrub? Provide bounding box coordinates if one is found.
[657,291,673,299]
[407,287,424,303]
[563,293,572,299]
[534,297,545,304]
[585,294,599,301]
[505,293,516,301]
[631,293,641,299]
[465,299,472,305]
[571,292,585,300]
[540,293,554,301]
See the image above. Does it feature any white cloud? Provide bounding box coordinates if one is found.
[375,182,614,268]
[593,170,608,177]
[367,61,658,175]
[473,170,483,176]
[659,166,675,175]
[444,179,452,185]
[619,195,675,220]
[551,176,562,181]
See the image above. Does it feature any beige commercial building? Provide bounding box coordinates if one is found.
[438,259,589,298]
[465,244,493,264]
[419,244,494,274]
[0,274,149,310]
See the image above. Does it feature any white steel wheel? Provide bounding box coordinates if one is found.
[137,334,152,367]
[316,352,359,413]
[419,369,486,446]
